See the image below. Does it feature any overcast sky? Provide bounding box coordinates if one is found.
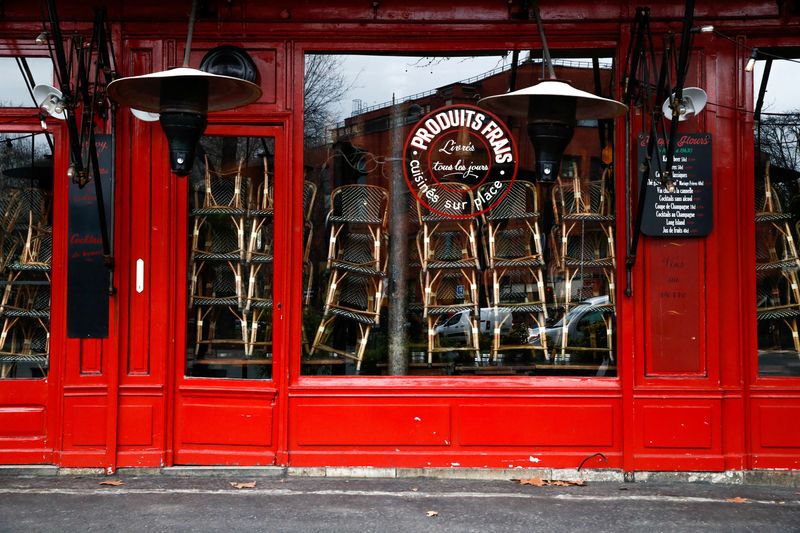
[0,58,53,107]
[331,54,511,120]
[1,54,795,118]
[330,53,799,122]
[754,60,798,114]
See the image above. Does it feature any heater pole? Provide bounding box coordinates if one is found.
[183,0,198,68]
[531,2,556,80]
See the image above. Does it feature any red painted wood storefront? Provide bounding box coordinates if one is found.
[1,0,799,472]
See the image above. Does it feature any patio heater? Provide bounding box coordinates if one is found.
[106,0,261,175]
[478,4,627,181]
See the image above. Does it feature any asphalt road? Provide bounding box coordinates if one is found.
[0,475,799,532]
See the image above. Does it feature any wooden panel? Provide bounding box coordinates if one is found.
[646,240,706,375]
[295,404,451,446]
[63,403,107,447]
[758,405,800,448]
[79,338,103,375]
[0,407,46,438]
[118,404,154,447]
[458,404,614,447]
[181,404,273,447]
[641,405,713,449]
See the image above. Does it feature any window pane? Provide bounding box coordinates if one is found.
[0,58,53,108]
[185,135,275,380]
[303,52,617,377]
[0,132,53,379]
[754,56,800,377]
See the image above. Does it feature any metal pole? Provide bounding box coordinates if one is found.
[183,0,198,67]
[387,102,409,375]
[531,2,556,80]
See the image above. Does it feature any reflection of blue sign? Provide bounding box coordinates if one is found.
[456,285,465,299]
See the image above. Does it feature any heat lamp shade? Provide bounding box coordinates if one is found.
[107,67,262,113]
[33,84,67,120]
[661,87,708,121]
[478,80,628,120]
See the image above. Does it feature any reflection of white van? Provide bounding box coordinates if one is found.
[435,308,513,341]
[529,295,611,349]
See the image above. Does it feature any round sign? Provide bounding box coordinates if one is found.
[404,104,518,219]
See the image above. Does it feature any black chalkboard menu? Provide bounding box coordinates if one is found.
[637,133,713,237]
[67,135,112,338]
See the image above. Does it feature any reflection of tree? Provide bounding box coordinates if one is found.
[304,55,349,147]
[0,133,51,174]
[757,112,800,171]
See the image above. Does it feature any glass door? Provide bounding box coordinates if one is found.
[173,125,285,465]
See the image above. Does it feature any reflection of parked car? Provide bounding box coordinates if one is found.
[435,308,512,343]
[530,295,611,353]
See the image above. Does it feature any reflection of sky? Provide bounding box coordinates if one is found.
[754,60,799,113]
[0,58,54,107]
[333,54,513,121]
[333,54,800,120]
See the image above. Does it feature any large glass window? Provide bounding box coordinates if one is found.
[185,135,275,379]
[754,52,800,377]
[0,131,53,379]
[302,51,618,376]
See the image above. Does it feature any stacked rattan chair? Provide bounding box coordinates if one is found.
[310,184,389,371]
[416,182,481,364]
[550,167,615,362]
[0,188,51,377]
[755,161,800,353]
[190,155,274,358]
[480,180,549,361]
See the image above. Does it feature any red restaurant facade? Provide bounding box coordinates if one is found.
[1,0,800,473]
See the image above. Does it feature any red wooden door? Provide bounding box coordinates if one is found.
[171,124,288,465]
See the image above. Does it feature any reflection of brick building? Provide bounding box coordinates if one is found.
[330,58,614,187]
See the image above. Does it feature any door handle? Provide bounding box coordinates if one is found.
[136,258,144,293]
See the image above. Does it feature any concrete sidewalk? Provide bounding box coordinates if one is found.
[0,472,799,532]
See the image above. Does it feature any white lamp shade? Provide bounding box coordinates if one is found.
[131,108,161,122]
[33,84,67,119]
[107,67,262,113]
[661,87,708,121]
[478,80,628,120]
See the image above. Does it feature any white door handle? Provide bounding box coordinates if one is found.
[136,258,144,293]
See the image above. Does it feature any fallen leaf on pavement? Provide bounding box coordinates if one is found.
[229,481,257,489]
[411,487,419,492]
[99,480,125,486]
[725,497,749,504]
[518,476,546,486]
[548,480,586,487]
[426,511,438,518]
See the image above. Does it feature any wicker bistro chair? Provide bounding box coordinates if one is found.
[0,210,52,377]
[190,155,248,272]
[415,183,481,363]
[478,180,549,360]
[750,161,800,355]
[325,185,389,272]
[308,184,389,371]
[551,169,616,363]
[309,271,385,371]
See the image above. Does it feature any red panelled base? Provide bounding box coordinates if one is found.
[288,393,623,469]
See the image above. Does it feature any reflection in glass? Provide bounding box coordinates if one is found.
[754,57,800,377]
[0,132,53,379]
[185,135,275,379]
[303,53,617,376]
